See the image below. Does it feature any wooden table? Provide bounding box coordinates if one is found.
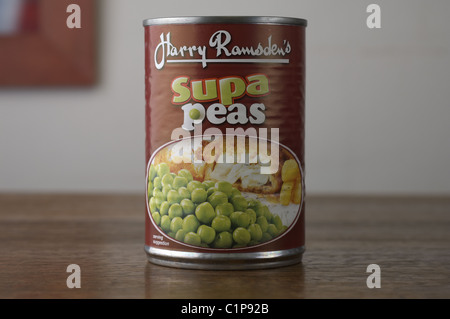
[0,194,449,299]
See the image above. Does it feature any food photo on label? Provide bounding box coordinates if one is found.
[146,139,301,249]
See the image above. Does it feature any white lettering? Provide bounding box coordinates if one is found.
[66,264,81,288]
[366,264,381,288]
[171,123,280,175]
[226,103,248,125]
[249,103,266,124]
[182,102,266,131]
[154,31,291,69]
[66,4,81,29]
[154,32,207,69]
[206,103,227,125]
[209,30,232,57]
[181,303,216,316]
[367,4,381,29]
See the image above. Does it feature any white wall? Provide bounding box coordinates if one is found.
[1,0,450,194]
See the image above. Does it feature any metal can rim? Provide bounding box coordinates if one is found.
[143,16,307,27]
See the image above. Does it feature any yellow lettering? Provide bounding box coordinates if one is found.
[192,79,218,102]
[172,77,191,104]
[246,74,269,96]
[219,77,246,106]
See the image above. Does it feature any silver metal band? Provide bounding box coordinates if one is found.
[145,245,305,270]
[143,16,307,27]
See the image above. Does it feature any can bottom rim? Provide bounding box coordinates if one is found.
[145,245,305,270]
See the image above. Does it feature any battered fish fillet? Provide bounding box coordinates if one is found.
[153,138,296,195]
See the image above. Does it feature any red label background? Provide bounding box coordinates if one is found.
[144,23,305,252]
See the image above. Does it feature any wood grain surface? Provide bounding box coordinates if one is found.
[0,194,449,298]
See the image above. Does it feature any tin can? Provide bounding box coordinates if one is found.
[144,16,307,269]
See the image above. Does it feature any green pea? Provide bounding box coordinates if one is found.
[230,195,247,211]
[175,229,187,242]
[168,203,183,219]
[153,176,162,189]
[213,231,233,248]
[215,202,234,217]
[253,202,265,217]
[216,181,233,197]
[162,185,172,198]
[172,176,188,189]
[187,180,204,193]
[206,187,217,197]
[256,216,269,233]
[159,201,169,216]
[197,225,216,244]
[262,205,273,222]
[261,232,272,242]
[168,231,176,238]
[149,164,157,181]
[189,108,201,120]
[234,211,250,228]
[160,215,171,232]
[230,211,242,227]
[233,227,251,245]
[149,197,158,213]
[248,240,259,246]
[211,215,231,232]
[182,215,200,233]
[155,197,163,209]
[246,198,258,209]
[178,187,191,200]
[230,187,241,198]
[167,189,181,204]
[157,163,170,178]
[178,169,193,183]
[180,198,195,216]
[191,188,208,204]
[207,191,228,208]
[267,224,278,237]
[273,215,283,230]
[147,180,153,198]
[152,212,161,226]
[184,232,202,246]
[153,188,164,200]
[245,208,257,224]
[195,202,215,224]
[202,180,215,190]
[170,216,183,233]
[161,173,174,186]
[248,223,263,241]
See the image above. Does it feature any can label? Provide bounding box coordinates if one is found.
[145,23,305,255]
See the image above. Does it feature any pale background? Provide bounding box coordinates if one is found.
[1,0,449,195]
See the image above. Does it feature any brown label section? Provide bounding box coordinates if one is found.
[145,23,305,253]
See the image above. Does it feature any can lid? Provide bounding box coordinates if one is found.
[143,16,307,27]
